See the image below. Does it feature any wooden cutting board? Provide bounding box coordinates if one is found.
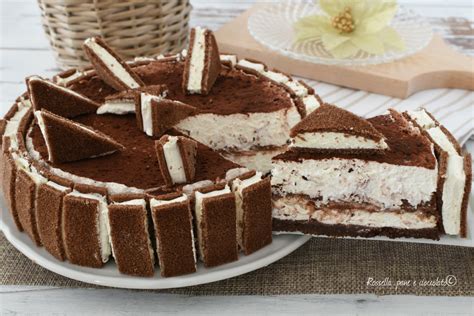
[215,4,474,99]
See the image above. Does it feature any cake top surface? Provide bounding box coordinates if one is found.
[274,112,437,169]
[70,59,294,116]
[29,114,238,193]
[290,103,384,141]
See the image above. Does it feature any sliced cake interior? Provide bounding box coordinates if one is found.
[272,108,441,239]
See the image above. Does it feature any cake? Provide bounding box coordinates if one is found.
[1,29,278,277]
[272,106,468,240]
[1,26,470,279]
[404,109,471,237]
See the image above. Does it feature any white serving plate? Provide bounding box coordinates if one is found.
[0,198,310,289]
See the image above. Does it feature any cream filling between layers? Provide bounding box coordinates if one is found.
[67,191,111,263]
[407,111,465,235]
[441,155,466,235]
[220,54,237,66]
[291,132,388,150]
[271,158,438,209]
[176,105,301,151]
[97,100,135,115]
[84,38,140,89]
[222,147,287,174]
[302,95,320,114]
[272,196,437,229]
[4,101,31,137]
[284,80,308,97]
[187,27,206,93]
[231,172,262,248]
[162,136,187,184]
[237,59,265,73]
[407,109,436,129]
[194,185,231,260]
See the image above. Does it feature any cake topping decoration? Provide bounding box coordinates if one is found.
[83,36,145,91]
[183,27,222,95]
[290,103,388,152]
[27,76,99,118]
[155,135,198,186]
[136,87,197,137]
[34,110,124,163]
[220,54,237,68]
[98,84,169,116]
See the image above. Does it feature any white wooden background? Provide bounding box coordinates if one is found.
[1,0,473,314]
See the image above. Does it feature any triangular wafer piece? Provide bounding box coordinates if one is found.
[136,90,197,137]
[182,27,221,95]
[97,84,168,115]
[290,103,388,153]
[27,76,99,118]
[83,37,145,91]
[155,135,197,186]
[34,110,124,163]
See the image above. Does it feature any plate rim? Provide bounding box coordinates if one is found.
[0,205,310,289]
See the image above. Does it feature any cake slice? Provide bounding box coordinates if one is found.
[405,108,471,237]
[108,194,155,277]
[34,110,124,163]
[194,183,238,267]
[272,110,440,239]
[1,138,21,230]
[150,192,197,277]
[155,135,197,186]
[228,170,272,255]
[27,76,99,118]
[182,27,221,95]
[136,89,197,137]
[290,104,388,153]
[36,179,72,260]
[14,155,47,246]
[62,184,110,268]
[83,36,145,91]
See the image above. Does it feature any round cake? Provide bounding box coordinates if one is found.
[0,28,320,278]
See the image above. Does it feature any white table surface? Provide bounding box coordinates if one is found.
[1,0,473,314]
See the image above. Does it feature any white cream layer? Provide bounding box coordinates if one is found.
[176,105,301,151]
[271,158,438,209]
[284,80,308,97]
[291,132,388,150]
[141,92,164,136]
[426,127,459,155]
[97,100,135,115]
[187,27,206,94]
[441,155,466,234]
[162,136,187,184]
[220,54,237,66]
[194,185,231,259]
[302,95,320,114]
[237,59,265,73]
[407,109,436,129]
[407,110,466,235]
[84,38,140,89]
[232,172,262,248]
[272,196,437,229]
[222,147,287,174]
[67,191,111,263]
[4,100,31,137]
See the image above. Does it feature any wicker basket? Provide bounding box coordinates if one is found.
[37,0,191,69]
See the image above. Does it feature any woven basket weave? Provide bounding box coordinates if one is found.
[37,0,191,69]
